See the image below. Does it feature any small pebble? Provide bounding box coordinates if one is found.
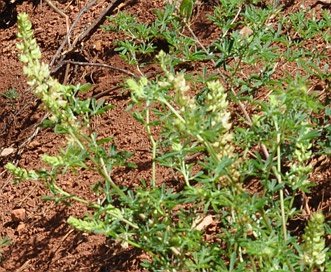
[11,208,26,222]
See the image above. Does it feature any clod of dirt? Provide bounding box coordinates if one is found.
[16,222,25,232]
[11,208,26,222]
[28,140,41,149]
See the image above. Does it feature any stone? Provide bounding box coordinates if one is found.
[11,208,26,222]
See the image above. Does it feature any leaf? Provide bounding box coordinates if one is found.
[96,137,114,145]
[192,215,214,231]
[180,0,194,22]
[78,83,92,92]
[132,112,145,124]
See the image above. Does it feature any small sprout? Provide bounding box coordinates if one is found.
[2,87,19,101]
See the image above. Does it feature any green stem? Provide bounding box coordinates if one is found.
[181,158,190,187]
[99,156,126,198]
[146,102,157,187]
[70,128,126,198]
[161,98,186,123]
[273,118,287,242]
[249,255,257,272]
[105,210,139,229]
[260,209,273,233]
[52,182,92,206]
[52,182,138,229]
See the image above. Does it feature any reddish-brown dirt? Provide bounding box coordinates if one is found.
[0,0,330,271]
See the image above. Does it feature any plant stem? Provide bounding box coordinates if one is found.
[146,102,157,187]
[70,128,126,198]
[273,118,287,242]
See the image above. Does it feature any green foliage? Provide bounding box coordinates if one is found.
[2,87,19,101]
[0,235,10,262]
[6,2,331,271]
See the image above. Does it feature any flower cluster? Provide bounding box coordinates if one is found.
[169,72,239,185]
[286,126,312,186]
[205,80,239,183]
[173,73,195,113]
[16,13,75,126]
[205,81,233,156]
[5,163,38,183]
[300,212,326,270]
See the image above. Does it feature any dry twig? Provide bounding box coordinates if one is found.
[50,0,125,69]
[50,0,98,67]
[44,0,71,45]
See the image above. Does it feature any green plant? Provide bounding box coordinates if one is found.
[0,235,10,262]
[2,87,19,110]
[2,87,19,101]
[6,1,331,270]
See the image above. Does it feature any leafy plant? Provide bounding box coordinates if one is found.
[5,1,331,270]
